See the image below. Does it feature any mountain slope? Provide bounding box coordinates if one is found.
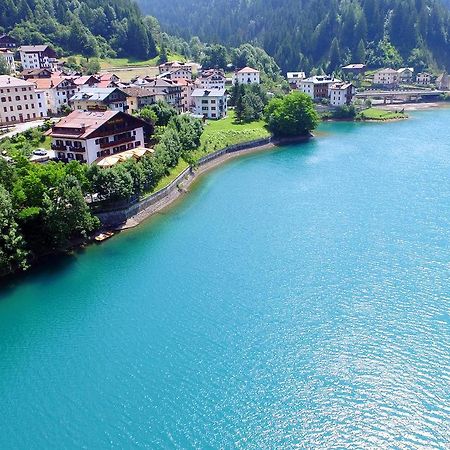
[0,0,158,60]
[136,0,450,72]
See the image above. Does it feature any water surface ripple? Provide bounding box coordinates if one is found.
[1,110,450,448]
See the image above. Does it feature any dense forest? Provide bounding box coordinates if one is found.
[0,0,158,60]
[137,0,450,72]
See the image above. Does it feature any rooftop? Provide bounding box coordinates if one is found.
[192,88,226,97]
[122,86,156,97]
[71,87,126,102]
[19,45,53,53]
[342,64,366,70]
[302,75,337,84]
[0,75,35,88]
[287,72,306,78]
[48,110,145,139]
[236,67,259,74]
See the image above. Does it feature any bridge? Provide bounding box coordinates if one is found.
[355,89,444,103]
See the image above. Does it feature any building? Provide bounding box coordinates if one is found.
[0,34,17,50]
[70,87,129,112]
[0,75,40,124]
[19,45,58,70]
[287,72,306,89]
[373,68,399,87]
[195,69,226,90]
[329,82,356,106]
[122,87,156,114]
[300,75,338,100]
[73,75,100,89]
[47,110,151,164]
[158,67,193,81]
[232,67,260,85]
[21,68,53,80]
[191,89,227,119]
[397,67,414,83]
[416,72,432,86]
[158,61,192,75]
[342,64,367,76]
[136,78,183,111]
[175,78,195,112]
[436,72,450,90]
[0,49,15,74]
[32,77,78,115]
[96,72,121,88]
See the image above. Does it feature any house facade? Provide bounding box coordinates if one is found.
[19,45,58,70]
[300,75,338,100]
[136,78,183,111]
[159,68,193,81]
[0,34,17,50]
[175,78,195,112]
[196,69,226,90]
[32,77,78,115]
[287,72,306,89]
[191,88,227,119]
[329,82,355,106]
[397,67,414,83]
[70,87,129,112]
[47,110,151,164]
[416,72,432,86]
[122,87,156,114]
[158,61,192,75]
[0,75,40,124]
[232,67,260,85]
[373,68,399,87]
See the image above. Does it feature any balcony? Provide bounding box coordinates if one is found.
[51,144,85,152]
[99,135,135,149]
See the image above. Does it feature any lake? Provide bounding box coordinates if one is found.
[1,109,450,448]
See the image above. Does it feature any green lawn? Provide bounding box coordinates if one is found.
[61,53,187,69]
[191,111,270,161]
[357,107,408,121]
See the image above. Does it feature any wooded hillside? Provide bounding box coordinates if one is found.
[137,0,450,72]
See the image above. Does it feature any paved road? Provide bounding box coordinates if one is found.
[0,120,48,141]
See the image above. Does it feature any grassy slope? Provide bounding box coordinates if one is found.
[191,110,270,161]
[149,159,190,194]
[149,111,270,193]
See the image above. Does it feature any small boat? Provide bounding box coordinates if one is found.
[94,231,115,242]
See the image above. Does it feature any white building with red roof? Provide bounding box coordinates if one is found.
[47,110,151,164]
[232,66,260,85]
[32,76,78,115]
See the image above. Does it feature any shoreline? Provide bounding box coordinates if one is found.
[115,135,311,230]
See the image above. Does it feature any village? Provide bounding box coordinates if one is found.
[1,32,450,168]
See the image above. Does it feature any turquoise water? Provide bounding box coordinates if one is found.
[1,110,450,448]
